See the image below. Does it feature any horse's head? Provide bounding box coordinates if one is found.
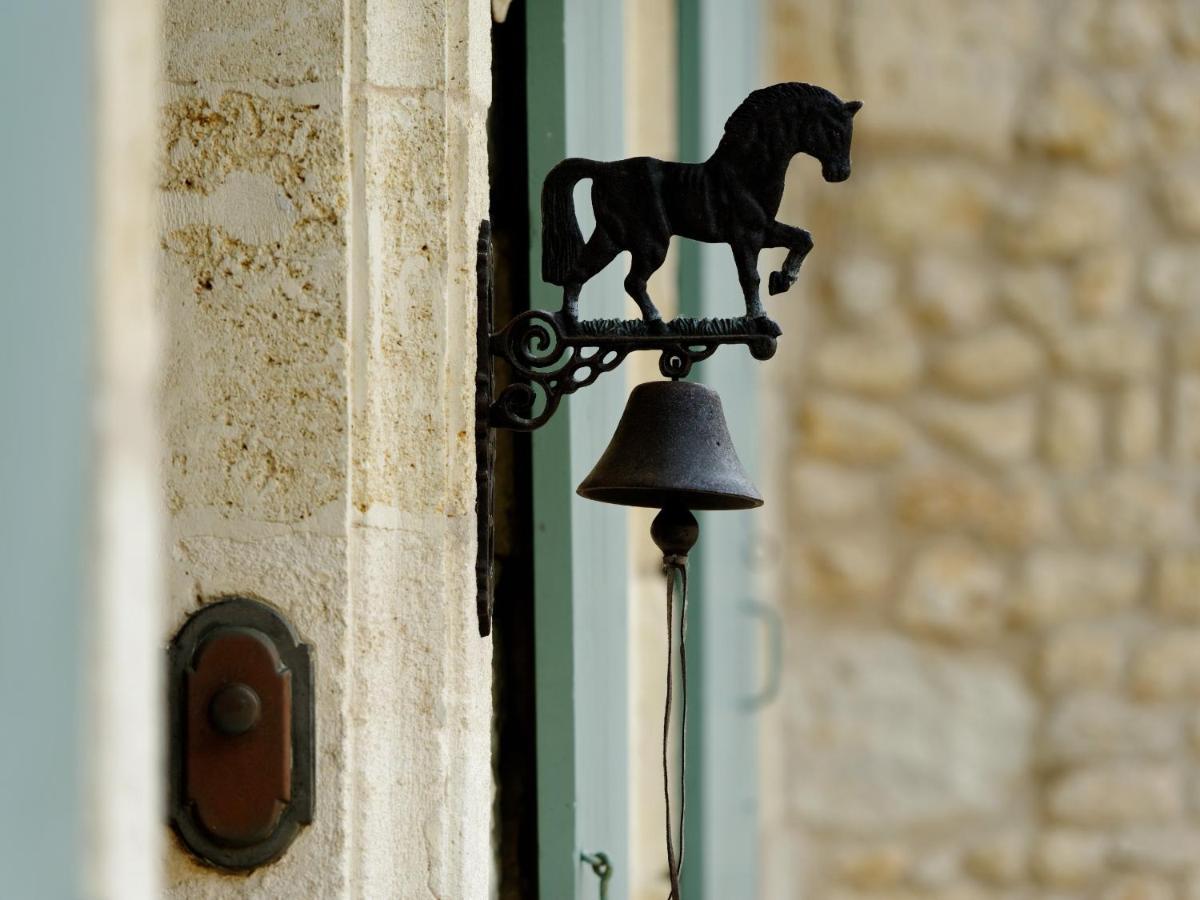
[806,96,862,183]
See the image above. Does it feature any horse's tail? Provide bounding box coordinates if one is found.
[541,158,598,285]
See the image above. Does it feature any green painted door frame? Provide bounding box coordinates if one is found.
[528,2,630,897]
[678,0,764,896]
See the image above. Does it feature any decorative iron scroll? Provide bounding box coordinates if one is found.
[484,309,780,432]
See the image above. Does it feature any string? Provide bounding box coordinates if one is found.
[663,555,689,900]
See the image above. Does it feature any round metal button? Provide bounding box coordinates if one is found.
[209,682,262,736]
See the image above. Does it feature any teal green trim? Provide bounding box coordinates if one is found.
[0,3,90,896]
[677,0,763,896]
[528,1,629,896]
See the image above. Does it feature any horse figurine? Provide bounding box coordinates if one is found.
[540,82,861,332]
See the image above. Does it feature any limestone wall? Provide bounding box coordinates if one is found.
[158,0,490,895]
[762,2,1200,897]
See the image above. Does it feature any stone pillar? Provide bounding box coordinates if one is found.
[159,0,490,894]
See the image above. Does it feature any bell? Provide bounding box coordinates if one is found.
[576,380,763,512]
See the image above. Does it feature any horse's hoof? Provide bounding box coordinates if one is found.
[645,317,669,336]
[754,315,782,338]
[768,272,791,296]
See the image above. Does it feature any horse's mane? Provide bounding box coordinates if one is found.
[720,82,839,146]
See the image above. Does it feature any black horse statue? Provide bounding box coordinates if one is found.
[541,82,860,330]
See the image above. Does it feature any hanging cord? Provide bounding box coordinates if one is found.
[663,554,689,900]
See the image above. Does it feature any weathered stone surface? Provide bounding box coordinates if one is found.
[920,397,1037,464]
[910,253,993,334]
[786,632,1033,833]
[1159,168,1200,235]
[898,540,1007,642]
[1011,550,1141,628]
[1145,246,1200,312]
[853,161,998,250]
[932,327,1043,398]
[814,329,923,397]
[1131,630,1200,698]
[1115,385,1161,464]
[800,395,912,465]
[1156,551,1200,619]
[1074,250,1135,319]
[999,175,1124,259]
[1054,322,1158,383]
[1173,376,1200,461]
[830,255,902,325]
[835,843,910,889]
[1002,264,1072,335]
[794,534,894,604]
[1043,693,1179,763]
[1111,826,1200,874]
[963,831,1028,886]
[1048,764,1183,826]
[1044,385,1103,471]
[848,0,1034,158]
[1040,627,1125,692]
[1103,876,1177,900]
[792,462,881,523]
[1066,473,1191,545]
[1020,67,1129,169]
[895,468,1055,546]
[1034,828,1108,887]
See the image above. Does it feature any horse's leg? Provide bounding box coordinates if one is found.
[624,242,668,331]
[562,229,620,323]
[730,241,765,319]
[764,222,814,296]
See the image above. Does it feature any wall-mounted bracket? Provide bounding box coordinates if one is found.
[168,597,314,870]
[474,220,780,636]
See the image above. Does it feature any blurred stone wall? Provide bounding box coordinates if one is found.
[762,1,1200,897]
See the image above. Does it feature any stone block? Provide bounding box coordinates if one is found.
[1066,473,1190,545]
[895,468,1056,547]
[791,463,881,523]
[786,632,1033,833]
[1145,246,1200,313]
[1048,764,1183,826]
[898,540,1007,642]
[1040,627,1125,692]
[1156,551,1200,619]
[794,534,894,605]
[1159,167,1200,235]
[835,843,910,889]
[1002,264,1072,336]
[848,0,1035,158]
[1173,377,1200,462]
[920,397,1037,465]
[999,175,1124,259]
[1103,876,1177,900]
[1011,550,1141,628]
[814,329,923,397]
[1074,250,1135,319]
[932,327,1043,398]
[1042,693,1179,764]
[1054,321,1158,383]
[910,253,993,334]
[1044,385,1103,471]
[962,831,1029,886]
[831,255,901,325]
[1019,67,1129,169]
[1115,385,1161,464]
[1034,828,1108,887]
[1111,826,1200,874]
[1131,631,1200,698]
[800,395,912,465]
[853,161,998,250]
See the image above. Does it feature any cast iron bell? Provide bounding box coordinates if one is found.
[576,379,763,512]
